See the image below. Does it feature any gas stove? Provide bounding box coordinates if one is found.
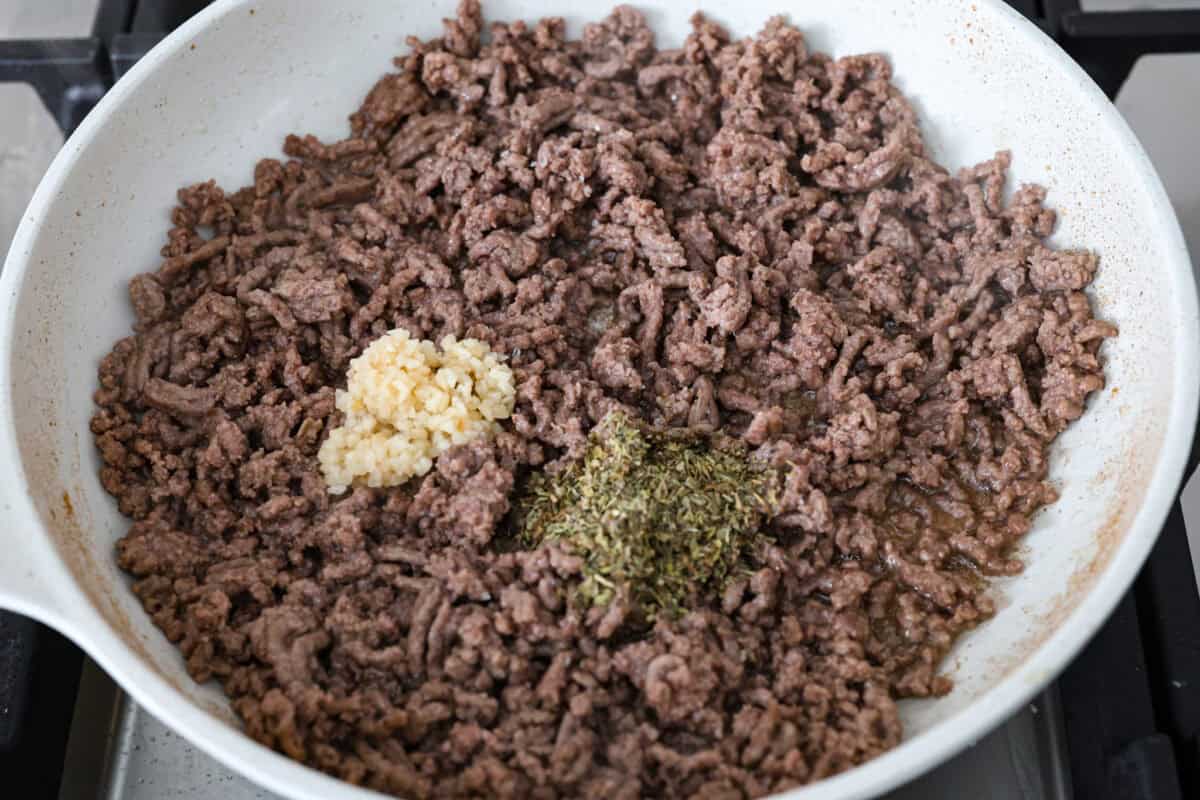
[0,2,1198,799]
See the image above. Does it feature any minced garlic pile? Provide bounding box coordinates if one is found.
[318,329,515,494]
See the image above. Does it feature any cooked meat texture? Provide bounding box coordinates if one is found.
[92,3,1115,798]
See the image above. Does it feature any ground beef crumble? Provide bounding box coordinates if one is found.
[93,3,1116,797]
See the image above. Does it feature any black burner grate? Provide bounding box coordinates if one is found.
[0,1,1197,798]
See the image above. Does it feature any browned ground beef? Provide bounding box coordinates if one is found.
[92,3,1116,797]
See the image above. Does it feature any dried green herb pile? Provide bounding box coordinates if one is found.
[519,412,778,618]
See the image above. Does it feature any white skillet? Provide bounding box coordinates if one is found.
[0,1,1196,797]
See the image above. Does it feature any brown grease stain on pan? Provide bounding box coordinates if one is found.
[51,482,237,724]
[987,488,1133,684]
[52,486,162,669]
[19,250,230,727]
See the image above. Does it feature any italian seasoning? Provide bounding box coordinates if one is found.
[519,412,779,618]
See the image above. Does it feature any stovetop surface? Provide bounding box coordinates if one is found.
[1,2,1198,799]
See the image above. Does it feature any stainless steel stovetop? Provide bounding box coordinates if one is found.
[2,1,1198,799]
